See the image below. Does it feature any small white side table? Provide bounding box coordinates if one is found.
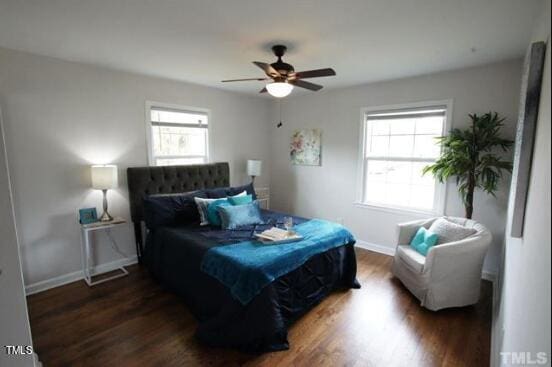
[80,217,129,286]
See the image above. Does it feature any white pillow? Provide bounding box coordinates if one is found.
[194,191,247,226]
[428,218,476,245]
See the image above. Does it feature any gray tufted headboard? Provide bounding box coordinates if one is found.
[127,162,230,261]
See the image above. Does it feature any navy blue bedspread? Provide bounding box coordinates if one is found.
[145,210,359,353]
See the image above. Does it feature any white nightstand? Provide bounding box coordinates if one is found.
[255,187,270,209]
[80,217,129,286]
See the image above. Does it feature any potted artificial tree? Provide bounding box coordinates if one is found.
[423,112,514,219]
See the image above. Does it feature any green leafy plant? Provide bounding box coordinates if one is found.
[423,112,514,219]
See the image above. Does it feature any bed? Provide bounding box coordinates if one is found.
[127,162,359,353]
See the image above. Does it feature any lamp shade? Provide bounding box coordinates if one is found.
[91,165,118,190]
[266,82,293,98]
[247,160,262,177]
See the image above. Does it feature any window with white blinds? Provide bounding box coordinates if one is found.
[147,104,209,166]
[359,103,449,213]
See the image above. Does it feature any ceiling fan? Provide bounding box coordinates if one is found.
[222,45,336,98]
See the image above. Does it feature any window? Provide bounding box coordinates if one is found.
[146,104,209,166]
[358,102,450,214]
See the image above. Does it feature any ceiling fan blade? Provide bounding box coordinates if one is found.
[259,87,267,93]
[294,68,336,79]
[222,77,268,82]
[253,61,281,77]
[290,79,323,91]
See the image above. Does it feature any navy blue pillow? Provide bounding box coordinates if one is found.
[206,183,257,200]
[143,190,206,229]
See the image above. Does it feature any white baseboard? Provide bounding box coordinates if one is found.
[25,256,138,296]
[355,240,396,256]
[354,241,497,282]
[25,242,497,296]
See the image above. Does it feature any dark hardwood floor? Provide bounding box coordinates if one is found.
[27,249,492,366]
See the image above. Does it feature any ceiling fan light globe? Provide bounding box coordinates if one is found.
[266,82,293,98]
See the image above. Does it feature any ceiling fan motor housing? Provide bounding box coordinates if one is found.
[270,62,294,77]
[271,45,294,76]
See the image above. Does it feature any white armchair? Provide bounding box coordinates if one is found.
[391,217,492,311]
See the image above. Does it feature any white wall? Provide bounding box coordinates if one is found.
[269,59,522,275]
[0,47,272,288]
[493,1,551,365]
[0,45,529,294]
[0,107,34,366]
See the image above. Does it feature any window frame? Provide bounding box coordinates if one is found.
[144,101,211,166]
[355,100,453,216]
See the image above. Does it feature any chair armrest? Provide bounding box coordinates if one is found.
[396,218,436,246]
[424,233,492,278]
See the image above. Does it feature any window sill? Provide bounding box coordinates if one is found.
[353,202,441,217]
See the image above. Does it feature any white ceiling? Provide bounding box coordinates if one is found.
[0,0,542,97]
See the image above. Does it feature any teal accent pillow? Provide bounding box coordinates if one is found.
[206,199,232,226]
[228,194,253,206]
[410,227,439,256]
[217,201,264,230]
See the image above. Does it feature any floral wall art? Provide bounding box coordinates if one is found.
[290,129,322,166]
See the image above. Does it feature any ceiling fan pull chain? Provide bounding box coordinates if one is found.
[277,100,283,128]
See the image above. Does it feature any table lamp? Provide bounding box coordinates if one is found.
[91,165,118,222]
[247,160,262,184]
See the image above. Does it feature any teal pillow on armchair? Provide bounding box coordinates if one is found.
[410,227,439,256]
